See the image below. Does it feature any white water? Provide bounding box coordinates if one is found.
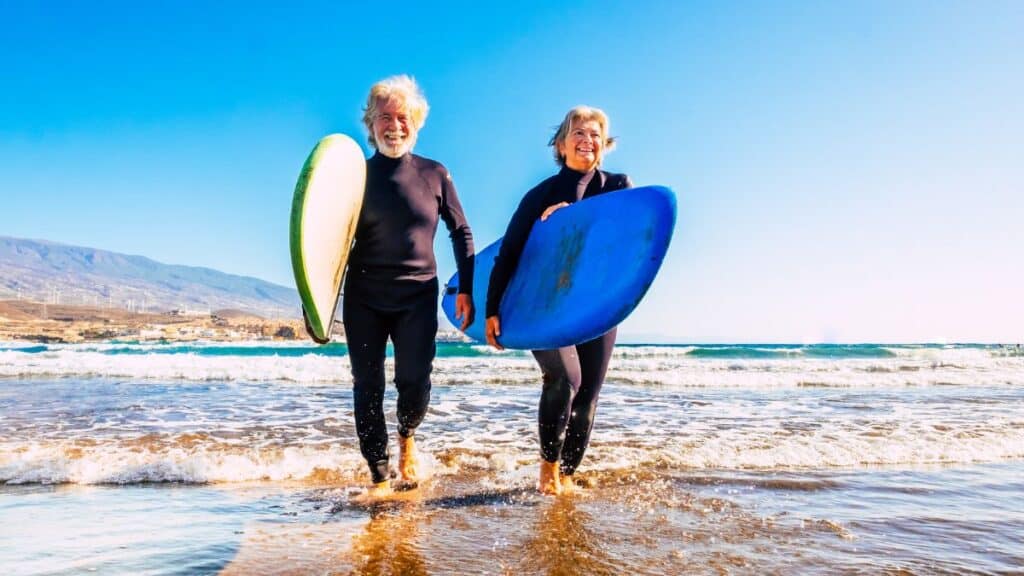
[1,343,1021,388]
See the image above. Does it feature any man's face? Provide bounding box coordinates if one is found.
[372,98,416,158]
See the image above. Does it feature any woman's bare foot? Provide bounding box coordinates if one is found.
[398,434,418,483]
[539,460,561,495]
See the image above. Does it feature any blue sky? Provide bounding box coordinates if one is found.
[2,1,1022,342]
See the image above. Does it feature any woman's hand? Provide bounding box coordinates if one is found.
[540,202,569,222]
[455,293,474,330]
[485,315,504,350]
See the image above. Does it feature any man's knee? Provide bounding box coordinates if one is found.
[393,369,432,395]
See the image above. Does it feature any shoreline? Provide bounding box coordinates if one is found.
[0,299,470,345]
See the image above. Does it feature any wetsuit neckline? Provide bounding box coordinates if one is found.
[558,165,597,182]
[558,165,598,202]
[370,150,412,168]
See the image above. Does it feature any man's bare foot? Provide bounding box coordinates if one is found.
[368,479,393,497]
[539,460,561,495]
[560,474,577,494]
[398,435,418,483]
[351,480,394,505]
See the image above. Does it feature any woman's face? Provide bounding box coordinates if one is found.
[372,98,416,158]
[558,119,603,172]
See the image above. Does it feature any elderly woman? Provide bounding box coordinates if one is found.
[337,75,475,499]
[484,106,632,495]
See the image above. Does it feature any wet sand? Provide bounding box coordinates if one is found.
[4,463,1022,575]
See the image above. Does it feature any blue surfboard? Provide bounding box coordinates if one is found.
[442,185,676,350]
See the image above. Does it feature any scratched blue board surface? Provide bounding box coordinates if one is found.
[442,185,676,350]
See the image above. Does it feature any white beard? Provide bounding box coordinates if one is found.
[377,132,415,158]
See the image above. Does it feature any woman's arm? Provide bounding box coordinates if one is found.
[485,183,549,320]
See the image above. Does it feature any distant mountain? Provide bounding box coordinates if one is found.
[0,236,299,317]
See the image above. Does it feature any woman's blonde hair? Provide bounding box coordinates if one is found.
[548,105,617,166]
[361,75,430,148]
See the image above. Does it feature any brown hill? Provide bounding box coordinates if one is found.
[0,300,167,323]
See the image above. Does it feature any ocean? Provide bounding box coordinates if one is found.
[1,342,1022,574]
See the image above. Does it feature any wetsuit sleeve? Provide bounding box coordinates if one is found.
[485,184,547,318]
[439,168,475,295]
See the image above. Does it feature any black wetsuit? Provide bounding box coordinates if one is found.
[345,151,474,484]
[486,166,632,475]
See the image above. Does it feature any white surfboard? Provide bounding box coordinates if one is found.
[289,134,365,342]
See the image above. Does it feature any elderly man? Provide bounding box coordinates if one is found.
[341,75,474,498]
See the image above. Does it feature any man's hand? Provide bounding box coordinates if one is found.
[540,202,569,222]
[485,315,504,350]
[455,293,475,331]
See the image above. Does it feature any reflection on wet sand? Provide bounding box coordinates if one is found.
[218,519,361,575]
[219,492,431,576]
[216,470,906,575]
[515,497,619,576]
[349,503,428,576]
